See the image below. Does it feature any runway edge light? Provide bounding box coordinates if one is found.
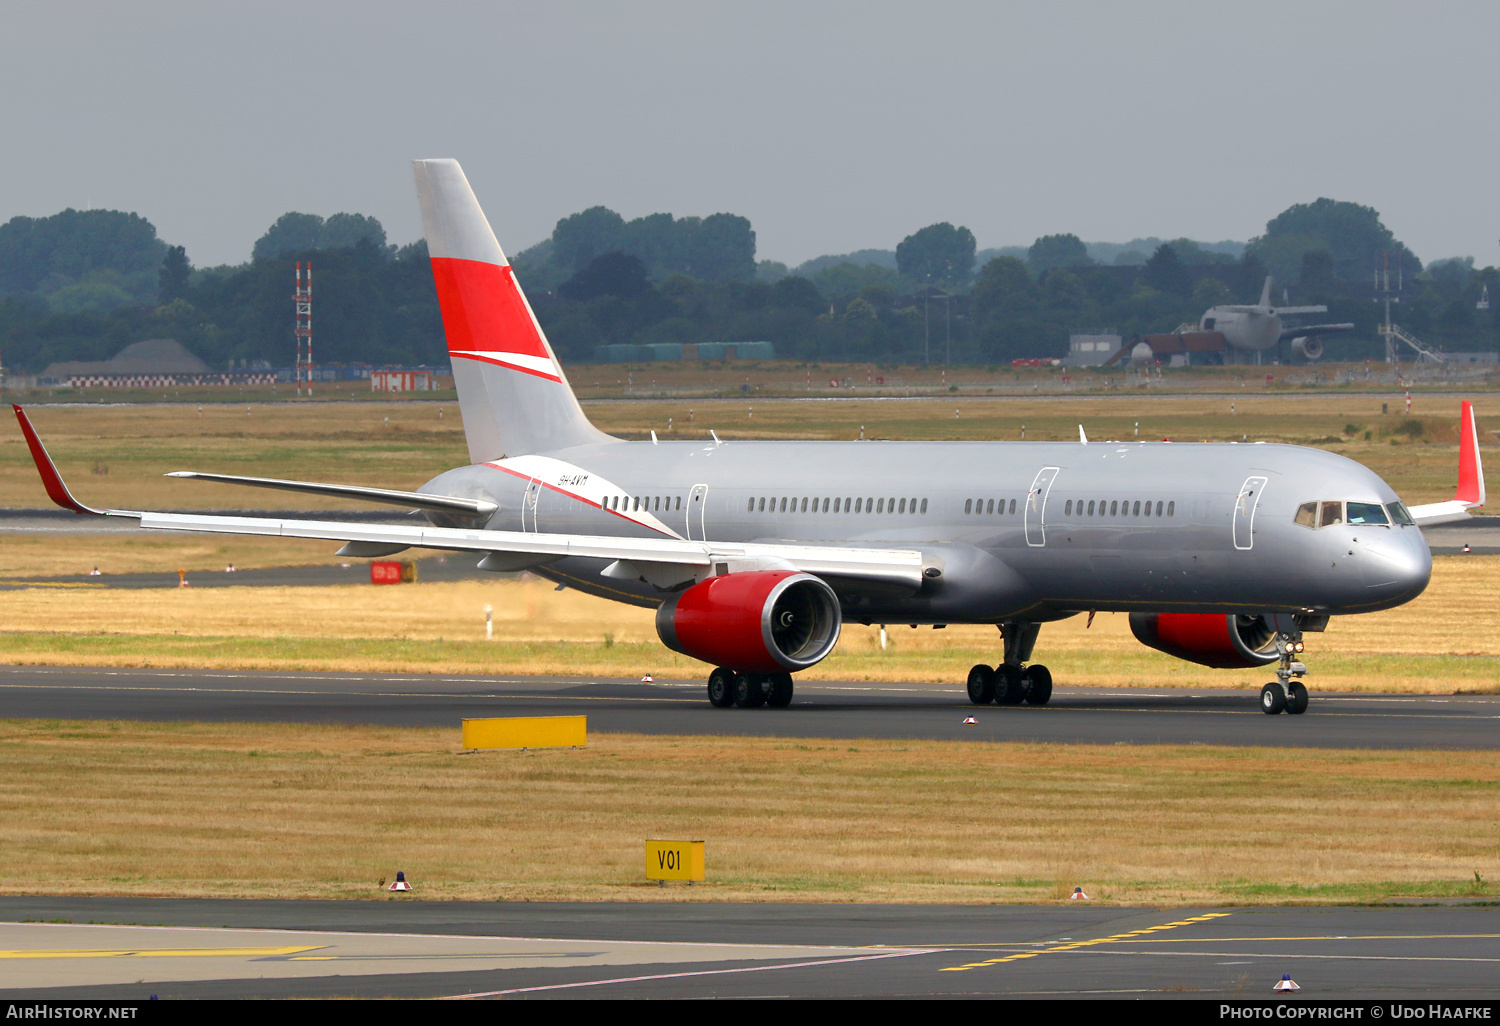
[388,871,411,892]
[1273,974,1300,992]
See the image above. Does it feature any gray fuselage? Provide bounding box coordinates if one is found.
[422,437,1431,625]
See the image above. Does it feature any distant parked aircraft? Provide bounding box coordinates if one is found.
[1200,277,1353,362]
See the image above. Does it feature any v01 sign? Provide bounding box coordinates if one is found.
[646,839,705,884]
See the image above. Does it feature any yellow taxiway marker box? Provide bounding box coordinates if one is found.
[462,715,586,750]
[646,839,705,883]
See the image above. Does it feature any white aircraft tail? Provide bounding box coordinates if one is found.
[412,159,613,462]
[1258,276,1273,307]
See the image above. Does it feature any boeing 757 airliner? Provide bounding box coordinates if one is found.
[15,160,1487,715]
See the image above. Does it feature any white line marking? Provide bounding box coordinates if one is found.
[441,947,941,998]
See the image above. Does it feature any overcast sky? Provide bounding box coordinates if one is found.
[3,1,1496,269]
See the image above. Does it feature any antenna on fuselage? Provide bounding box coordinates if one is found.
[710,430,721,447]
[1079,425,1088,445]
[650,430,658,445]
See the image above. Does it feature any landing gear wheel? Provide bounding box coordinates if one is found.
[1286,681,1309,715]
[733,673,767,709]
[1023,665,1053,706]
[766,673,794,708]
[707,667,735,708]
[966,664,996,705]
[997,665,1026,705]
[1260,682,1287,715]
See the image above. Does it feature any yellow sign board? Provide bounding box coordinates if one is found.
[461,715,586,750]
[646,839,705,883]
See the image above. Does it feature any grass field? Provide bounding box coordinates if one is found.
[2,392,1494,511]
[0,720,1494,905]
[0,556,1493,692]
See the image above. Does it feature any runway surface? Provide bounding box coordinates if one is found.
[0,897,1496,998]
[2,665,1497,749]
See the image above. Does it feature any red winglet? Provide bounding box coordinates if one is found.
[11,404,103,515]
[1455,400,1487,508]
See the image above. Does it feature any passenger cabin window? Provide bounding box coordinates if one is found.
[1167,501,1175,516]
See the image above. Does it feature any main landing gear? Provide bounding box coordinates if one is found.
[967,622,1053,707]
[707,666,794,709]
[1260,630,1310,715]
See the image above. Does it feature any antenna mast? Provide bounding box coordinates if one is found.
[295,261,313,395]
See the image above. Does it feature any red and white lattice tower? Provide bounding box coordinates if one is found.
[295,261,313,395]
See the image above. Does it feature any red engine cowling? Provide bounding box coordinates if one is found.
[656,571,842,673]
[1129,612,1280,669]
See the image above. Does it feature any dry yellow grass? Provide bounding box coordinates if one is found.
[0,533,350,576]
[0,556,1493,692]
[0,721,1494,905]
[3,394,1493,510]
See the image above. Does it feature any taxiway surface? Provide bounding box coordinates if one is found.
[1,666,1496,749]
[0,898,1496,999]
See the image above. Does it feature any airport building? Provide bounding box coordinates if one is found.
[39,339,277,388]
[1062,333,1122,366]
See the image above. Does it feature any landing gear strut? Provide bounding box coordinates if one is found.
[1260,631,1310,715]
[966,623,1053,707]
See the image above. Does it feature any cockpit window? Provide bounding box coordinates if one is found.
[1346,502,1390,526]
[1387,502,1415,526]
[1319,501,1344,528]
[1294,501,1318,528]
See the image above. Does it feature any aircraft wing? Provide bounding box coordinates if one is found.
[1277,322,1354,342]
[1406,400,1487,527]
[12,405,924,590]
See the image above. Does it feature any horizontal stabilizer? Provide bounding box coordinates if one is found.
[164,471,497,516]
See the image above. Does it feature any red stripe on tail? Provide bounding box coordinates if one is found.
[429,258,550,361]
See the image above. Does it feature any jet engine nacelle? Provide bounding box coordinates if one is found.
[1291,336,1323,361]
[656,570,842,674]
[1128,612,1279,669]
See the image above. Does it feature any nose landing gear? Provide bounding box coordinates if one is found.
[1260,632,1310,715]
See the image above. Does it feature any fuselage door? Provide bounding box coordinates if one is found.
[522,478,542,533]
[1025,466,1060,547]
[1233,475,1268,550]
[687,483,709,541]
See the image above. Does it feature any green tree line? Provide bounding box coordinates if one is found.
[1,196,1494,375]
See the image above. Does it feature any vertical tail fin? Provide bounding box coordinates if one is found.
[1259,276,1273,307]
[412,159,613,461]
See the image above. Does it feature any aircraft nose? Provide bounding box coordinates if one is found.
[1359,530,1432,608]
